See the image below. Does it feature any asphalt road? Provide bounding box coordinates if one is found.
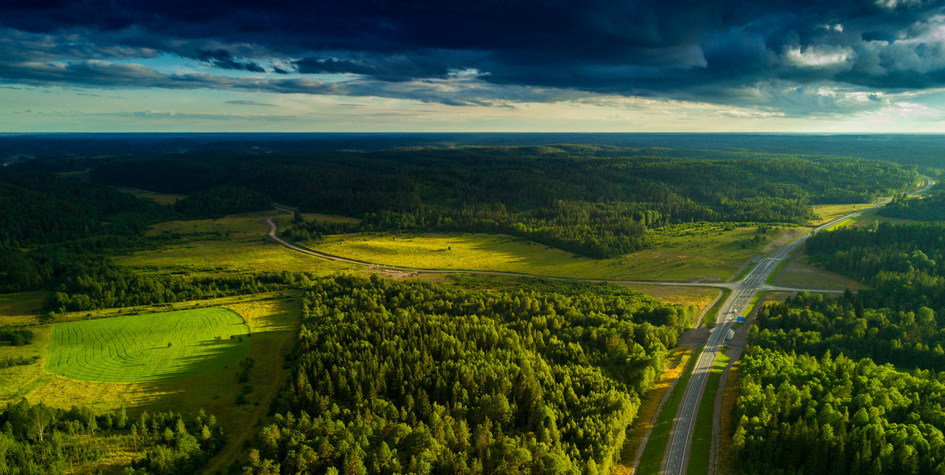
[660,176,935,475]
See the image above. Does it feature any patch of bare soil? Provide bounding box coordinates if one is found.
[679,326,711,346]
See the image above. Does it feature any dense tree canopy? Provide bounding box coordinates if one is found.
[243,276,693,474]
[0,400,225,475]
[878,185,945,222]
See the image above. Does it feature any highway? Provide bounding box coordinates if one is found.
[659,176,935,475]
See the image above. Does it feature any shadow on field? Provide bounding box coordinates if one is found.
[105,327,287,413]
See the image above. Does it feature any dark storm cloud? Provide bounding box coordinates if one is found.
[2,0,945,111]
[196,49,266,73]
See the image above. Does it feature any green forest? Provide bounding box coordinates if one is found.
[88,146,916,258]
[240,275,693,474]
[0,400,226,475]
[878,184,945,222]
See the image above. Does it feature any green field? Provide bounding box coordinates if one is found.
[47,308,252,383]
[117,211,360,276]
[306,222,780,281]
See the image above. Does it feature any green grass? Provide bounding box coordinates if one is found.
[118,211,360,276]
[0,291,47,326]
[46,308,252,383]
[773,257,866,291]
[638,348,699,475]
[307,222,780,281]
[703,288,731,327]
[687,349,731,475]
[808,203,877,226]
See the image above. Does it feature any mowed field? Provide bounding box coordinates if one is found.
[46,308,251,383]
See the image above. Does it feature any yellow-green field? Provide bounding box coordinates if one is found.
[0,291,300,473]
[306,223,783,281]
[773,257,866,291]
[616,284,721,313]
[0,292,297,423]
[117,211,361,276]
[809,202,880,225]
[119,187,187,205]
[0,291,46,326]
[47,308,251,382]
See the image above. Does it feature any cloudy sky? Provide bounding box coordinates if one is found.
[3,0,945,132]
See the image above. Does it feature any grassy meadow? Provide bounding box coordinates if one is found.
[773,257,867,290]
[47,307,251,383]
[808,202,880,225]
[118,186,187,205]
[116,211,361,276]
[0,292,298,441]
[0,291,46,326]
[305,222,786,281]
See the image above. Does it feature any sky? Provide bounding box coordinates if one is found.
[3,0,945,132]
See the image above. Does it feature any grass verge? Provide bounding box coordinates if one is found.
[730,261,757,283]
[702,288,731,327]
[717,359,742,475]
[687,349,731,475]
[637,347,699,475]
[615,347,693,473]
[764,245,803,285]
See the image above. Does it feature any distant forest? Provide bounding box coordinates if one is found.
[3,133,945,173]
[87,145,916,258]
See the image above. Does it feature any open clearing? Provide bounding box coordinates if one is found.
[616,284,721,312]
[808,203,879,225]
[307,223,783,281]
[117,212,360,276]
[774,256,866,291]
[0,291,46,326]
[47,308,251,382]
[118,187,187,205]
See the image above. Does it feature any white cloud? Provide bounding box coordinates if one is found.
[784,45,854,68]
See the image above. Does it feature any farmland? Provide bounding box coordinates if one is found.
[47,307,252,382]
